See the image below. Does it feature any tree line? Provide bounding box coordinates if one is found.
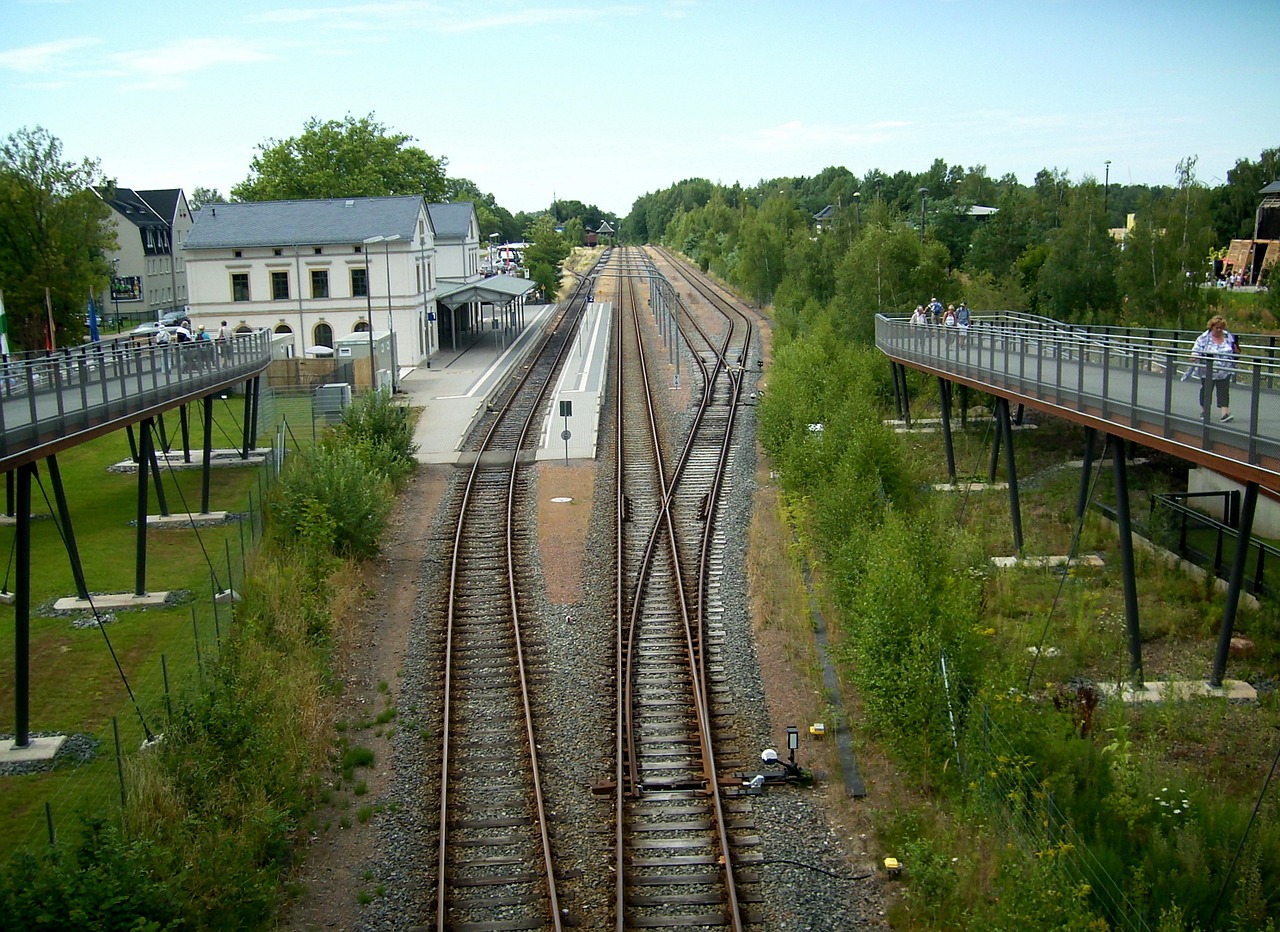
[622,149,1280,337]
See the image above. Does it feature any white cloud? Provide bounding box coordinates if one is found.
[251,1,642,32]
[110,39,277,80]
[740,119,910,153]
[0,37,100,73]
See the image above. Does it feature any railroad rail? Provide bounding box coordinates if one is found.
[612,246,760,929]
[433,254,606,931]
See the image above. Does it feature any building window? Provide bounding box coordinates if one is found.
[313,246,323,255]
[231,273,250,302]
[351,267,368,297]
[271,270,289,300]
[273,248,283,257]
[311,269,330,298]
[234,250,242,258]
[313,322,334,348]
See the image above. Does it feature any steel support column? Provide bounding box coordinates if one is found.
[179,405,192,463]
[242,378,255,458]
[997,398,1023,553]
[201,395,214,514]
[47,455,89,600]
[13,461,33,746]
[1111,435,1143,685]
[148,425,169,518]
[938,377,956,482]
[135,418,153,597]
[1211,481,1259,687]
[1076,427,1097,520]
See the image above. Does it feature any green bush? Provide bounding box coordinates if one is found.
[269,443,393,558]
[333,388,417,485]
[0,817,180,931]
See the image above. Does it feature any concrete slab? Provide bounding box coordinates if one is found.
[147,511,229,528]
[990,554,1105,569]
[932,481,1009,492]
[54,591,170,611]
[0,734,66,763]
[110,450,267,472]
[1097,679,1257,703]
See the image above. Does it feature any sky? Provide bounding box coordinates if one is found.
[3,0,1279,219]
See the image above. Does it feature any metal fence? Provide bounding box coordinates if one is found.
[876,312,1280,487]
[0,331,273,468]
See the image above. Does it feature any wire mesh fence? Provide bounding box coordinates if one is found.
[0,400,303,864]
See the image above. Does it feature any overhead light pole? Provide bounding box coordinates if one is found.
[362,236,378,391]
[1104,160,1112,216]
[110,258,121,332]
[852,191,861,226]
[918,187,929,244]
[382,234,400,392]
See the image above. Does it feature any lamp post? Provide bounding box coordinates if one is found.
[852,191,861,226]
[918,187,929,243]
[382,234,400,391]
[1104,160,1112,217]
[363,233,401,391]
[110,258,121,332]
[361,237,377,391]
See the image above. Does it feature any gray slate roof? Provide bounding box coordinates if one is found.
[184,195,428,249]
[426,202,475,240]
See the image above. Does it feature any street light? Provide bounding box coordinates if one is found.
[110,258,121,332]
[918,187,929,243]
[1104,160,1112,216]
[363,233,401,392]
[852,191,861,226]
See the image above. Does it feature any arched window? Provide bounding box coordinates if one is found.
[353,320,371,333]
[273,323,293,335]
[313,322,334,348]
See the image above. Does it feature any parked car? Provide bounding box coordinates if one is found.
[159,309,190,327]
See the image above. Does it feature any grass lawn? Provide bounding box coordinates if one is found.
[0,401,291,856]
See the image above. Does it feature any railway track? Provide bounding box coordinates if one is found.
[611,247,762,929]
[432,255,606,931]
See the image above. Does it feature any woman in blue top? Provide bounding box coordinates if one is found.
[1190,315,1239,422]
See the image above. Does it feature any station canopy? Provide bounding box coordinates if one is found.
[435,274,536,309]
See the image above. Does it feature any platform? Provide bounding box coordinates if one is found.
[401,302,609,465]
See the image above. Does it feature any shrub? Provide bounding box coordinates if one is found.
[269,443,393,558]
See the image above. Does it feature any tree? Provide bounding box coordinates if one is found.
[1117,157,1214,326]
[1210,147,1280,242]
[520,215,568,301]
[188,187,225,210]
[231,114,447,203]
[0,126,114,351]
[1035,181,1119,322]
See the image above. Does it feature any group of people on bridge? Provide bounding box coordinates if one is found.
[910,297,971,345]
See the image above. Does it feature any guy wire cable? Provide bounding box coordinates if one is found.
[1024,436,1109,690]
[147,419,226,593]
[32,468,155,742]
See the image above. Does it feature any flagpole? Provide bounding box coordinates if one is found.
[0,289,10,357]
[45,287,56,352]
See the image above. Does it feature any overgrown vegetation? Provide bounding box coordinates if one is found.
[0,392,418,930]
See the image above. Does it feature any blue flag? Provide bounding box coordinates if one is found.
[88,293,100,342]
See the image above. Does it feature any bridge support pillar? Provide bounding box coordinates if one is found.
[47,455,89,601]
[1111,435,1143,686]
[1076,427,1098,520]
[938,377,955,483]
[14,461,34,746]
[135,418,153,597]
[1211,481,1259,687]
[201,395,214,514]
[997,398,1022,553]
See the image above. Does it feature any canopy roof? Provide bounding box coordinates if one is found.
[435,274,536,308]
